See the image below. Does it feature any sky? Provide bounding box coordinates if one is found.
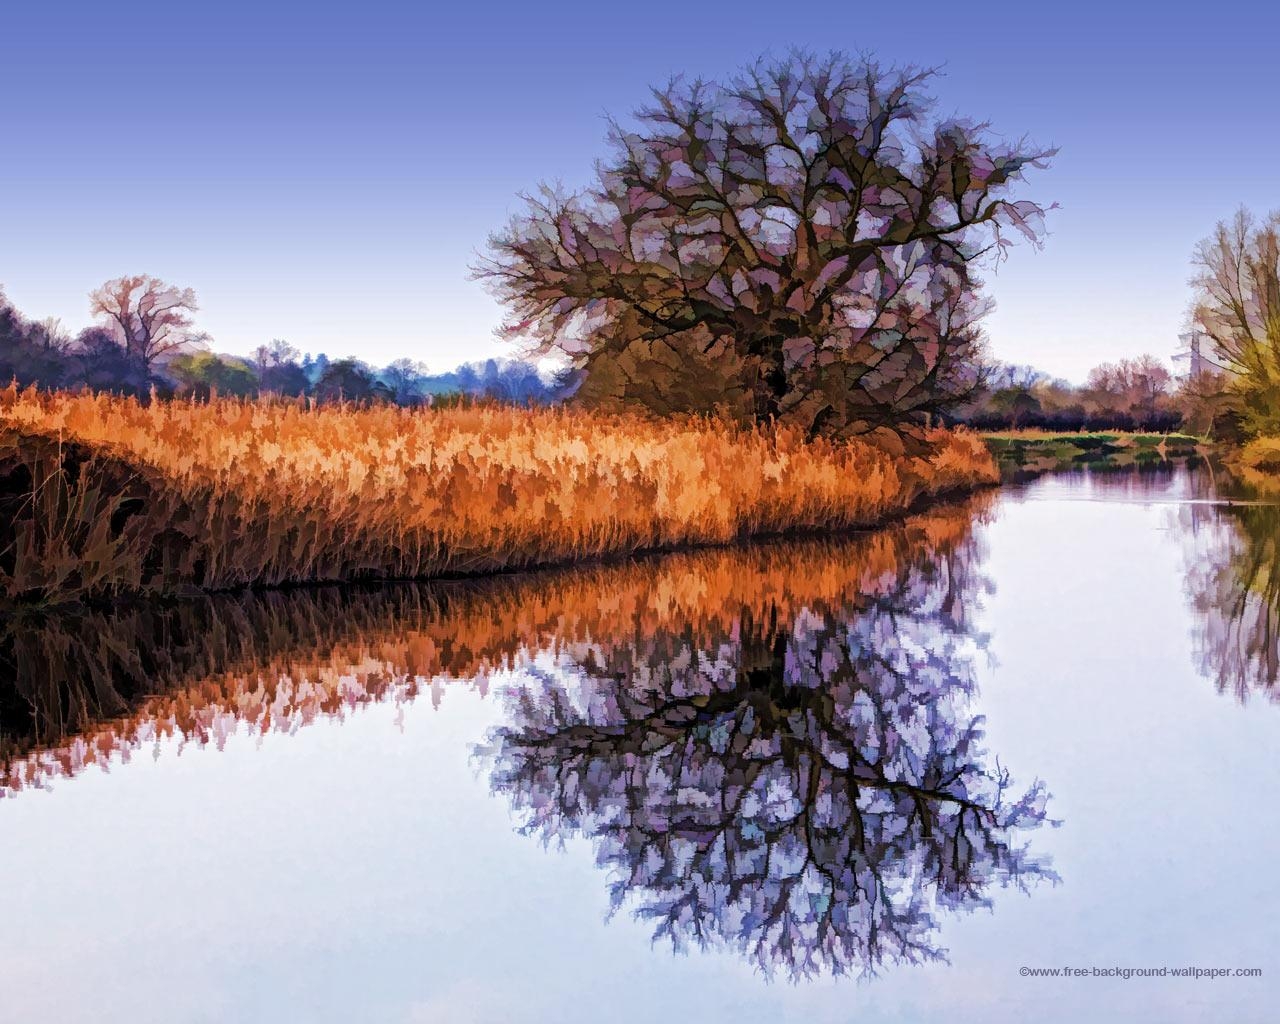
[2,0,1279,384]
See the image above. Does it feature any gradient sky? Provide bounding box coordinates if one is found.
[3,0,1278,383]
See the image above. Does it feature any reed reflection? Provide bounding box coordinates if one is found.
[2,497,1024,796]
[480,501,1057,979]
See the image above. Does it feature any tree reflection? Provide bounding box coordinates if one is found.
[3,496,1060,973]
[1182,498,1280,702]
[481,521,1056,979]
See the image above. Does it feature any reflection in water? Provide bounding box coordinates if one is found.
[480,502,1057,979]
[991,436,1203,485]
[997,459,1280,706]
[0,589,452,791]
[0,495,1058,978]
[1002,459,1212,505]
[2,498,995,790]
[1182,498,1280,702]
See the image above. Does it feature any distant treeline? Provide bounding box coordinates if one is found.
[0,287,569,406]
[951,356,1185,433]
[3,280,1191,430]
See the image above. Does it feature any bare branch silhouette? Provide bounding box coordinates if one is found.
[480,518,1056,979]
[478,51,1053,447]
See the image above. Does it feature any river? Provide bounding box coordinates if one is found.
[1,464,1277,1023]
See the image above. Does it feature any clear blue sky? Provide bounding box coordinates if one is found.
[3,0,1277,383]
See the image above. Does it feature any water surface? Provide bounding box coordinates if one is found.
[2,466,1277,1023]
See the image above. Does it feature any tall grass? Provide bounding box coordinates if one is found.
[0,386,996,603]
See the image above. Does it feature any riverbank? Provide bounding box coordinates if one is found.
[983,430,1206,480]
[0,387,997,606]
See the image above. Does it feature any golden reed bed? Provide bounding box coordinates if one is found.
[0,387,996,603]
[0,498,990,795]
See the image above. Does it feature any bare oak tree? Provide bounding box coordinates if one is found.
[478,51,1053,445]
[89,274,208,374]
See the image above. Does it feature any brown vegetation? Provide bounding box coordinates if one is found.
[0,387,996,605]
[1,498,990,795]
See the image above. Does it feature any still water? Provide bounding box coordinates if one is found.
[2,466,1278,1023]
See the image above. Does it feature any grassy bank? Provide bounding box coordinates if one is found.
[983,430,1205,479]
[0,387,997,605]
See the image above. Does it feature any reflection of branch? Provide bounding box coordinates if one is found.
[1182,502,1280,701]
[484,527,1055,980]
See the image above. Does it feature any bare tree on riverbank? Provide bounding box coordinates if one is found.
[478,51,1054,449]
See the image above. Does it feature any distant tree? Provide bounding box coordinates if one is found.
[0,289,22,342]
[252,338,299,371]
[988,386,1042,429]
[492,360,547,402]
[302,352,330,387]
[479,51,1053,447]
[0,290,69,387]
[1190,208,1280,437]
[452,362,480,395]
[313,358,392,403]
[1175,366,1234,439]
[953,355,1181,432]
[380,357,432,405]
[89,275,208,376]
[250,339,309,396]
[1085,355,1174,429]
[166,351,259,398]
[75,326,149,393]
[986,363,1046,392]
[260,360,310,397]
[0,284,573,407]
[29,317,73,356]
[1125,354,1174,423]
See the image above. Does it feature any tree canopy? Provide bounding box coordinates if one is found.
[1191,208,1280,437]
[479,51,1053,444]
[89,274,208,373]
